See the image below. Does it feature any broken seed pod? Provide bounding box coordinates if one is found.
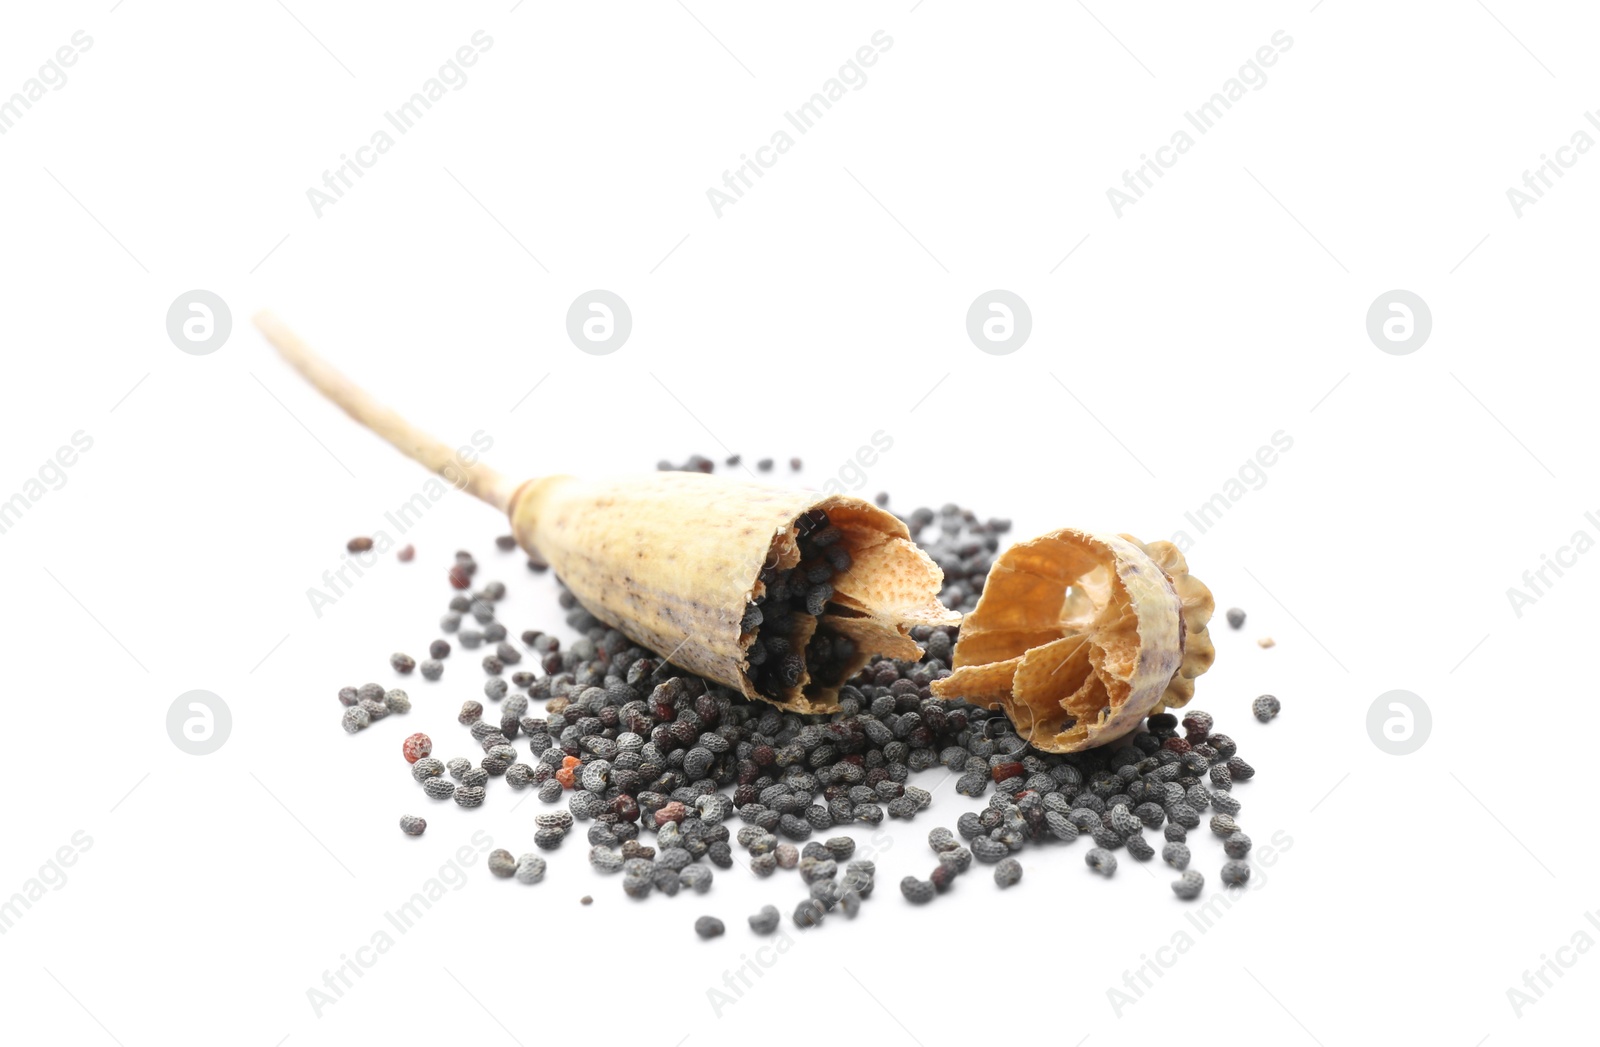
[253,312,958,713]
[930,529,1213,752]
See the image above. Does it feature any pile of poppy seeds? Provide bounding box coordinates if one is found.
[341,458,1274,935]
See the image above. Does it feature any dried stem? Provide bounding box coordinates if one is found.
[252,310,516,512]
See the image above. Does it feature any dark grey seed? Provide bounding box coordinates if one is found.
[537,779,562,802]
[694,915,725,939]
[1045,811,1080,842]
[484,678,508,701]
[1210,790,1242,816]
[1210,814,1238,838]
[399,815,426,836]
[899,876,935,904]
[824,837,855,860]
[681,866,714,894]
[1172,869,1204,899]
[356,683,384,703]
[928,827,959,853]
[1227,756,1255,781]
[749,905,781,934]
[1085,848,1117,876]
[971,836,1008,863]
[993,857,1022,888]
[1091,827,1124,850]
[1110,804,1141,837]
[1068,807,1101,831]
[487,849,516,877]
[1125,833,1155,861]
[1252,694,1280,722]
[1163,842,1191,870]
[536,810,573,831]
[1224,831,1252,858]
[1226,607,1245,629]
[460,768,489,789]
[390,653,416,674]
[809,880,841,909]
[1221,859,1251,886]
[411,757,444,782]
[420,659,443,680]
[341,707,369,733]
[422,777,456,800]
[454,785,486,808]
[792,899,826,928]
[515,854,547,884]
[1163,823,1187,843]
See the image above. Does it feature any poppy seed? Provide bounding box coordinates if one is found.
[1172,870,1204,899]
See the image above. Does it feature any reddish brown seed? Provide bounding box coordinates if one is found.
[397,544,415,562]
[1163,737,1192,754]
[448,563,471,589]
[990,761,1025,783]
[654,801,688,827]
[402,733,432,763]
[347,536,374,552]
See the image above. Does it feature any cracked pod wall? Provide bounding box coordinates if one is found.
[254,310,958,714]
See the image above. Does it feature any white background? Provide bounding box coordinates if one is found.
[1,1,1593,1044]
